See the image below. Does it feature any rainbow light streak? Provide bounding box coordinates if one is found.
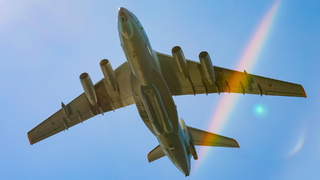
[194,1,281,172]
[287,126,307,157]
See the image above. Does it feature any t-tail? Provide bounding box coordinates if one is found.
[147,118,239,167]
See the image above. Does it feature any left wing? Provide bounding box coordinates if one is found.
[157,52,307,97]
[28,62,134,144]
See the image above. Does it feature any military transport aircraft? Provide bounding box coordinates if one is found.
[28,7,306,176]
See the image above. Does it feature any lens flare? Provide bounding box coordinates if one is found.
[253,103,268,118]
[194,0,281,172]
[286,127,306,157]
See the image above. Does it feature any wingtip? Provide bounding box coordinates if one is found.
[27,133,34,145]
[229,137,240,148]
[234,139,240,148]
[301,86,307,98]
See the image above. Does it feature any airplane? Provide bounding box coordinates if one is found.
[27,7,307,176]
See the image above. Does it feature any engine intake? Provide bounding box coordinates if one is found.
[100,59,118,92]
[80,73,98,106]
[172,46,188,79]
[199,51,216,85]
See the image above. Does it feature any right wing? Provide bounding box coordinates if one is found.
[157,52,306,97]
[28,62,134,145]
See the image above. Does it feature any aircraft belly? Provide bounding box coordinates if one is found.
[122,15,179,137]
[122,33,154,86]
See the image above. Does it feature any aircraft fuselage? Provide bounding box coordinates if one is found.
[118,7,191,176]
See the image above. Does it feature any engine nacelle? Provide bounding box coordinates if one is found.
[80,73,98,106]
[172,46,188,79]
[100,59,118,92]
[199,51,216,85]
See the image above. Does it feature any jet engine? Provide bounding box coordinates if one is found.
[100,59,118,92]
[199,51,216,85]
[172,46,188,79]
[80,73,98,106]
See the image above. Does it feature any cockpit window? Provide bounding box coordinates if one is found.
[120,12,128,22]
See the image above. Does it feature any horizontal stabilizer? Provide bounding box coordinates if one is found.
[187,126,239,148]
[148,145,165,163]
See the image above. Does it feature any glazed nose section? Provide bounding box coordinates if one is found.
[118,7,129,22]
[118,7,126,12]
[118,7,133,39]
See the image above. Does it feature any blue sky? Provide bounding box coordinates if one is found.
[1,0,319,179]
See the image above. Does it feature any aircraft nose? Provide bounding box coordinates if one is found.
[118,7,133,39]
[118,7,130,22]
[118,7,126,13]
[118,7,127,11]
[118,7,129,17]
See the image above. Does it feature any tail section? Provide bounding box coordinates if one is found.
[147,120,239,164]
[187,126,240,148]
[147,145,165,163]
